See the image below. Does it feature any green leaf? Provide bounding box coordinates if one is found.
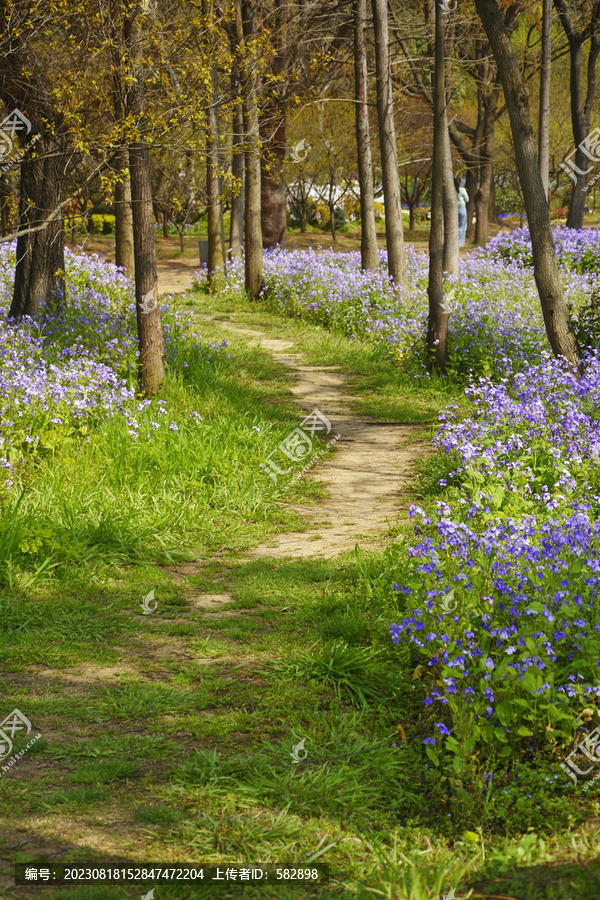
[496,700,514,727]
[526,602,544,614]
[517,725,534,737]
[452,754,465,774]
[425,745,440,767]
[494,727,508,743]
[492,485,505,508]
[463,734,477,753]
[522,667,543,694]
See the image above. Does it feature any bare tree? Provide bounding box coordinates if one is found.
[473,82,499,245]
[229,47,244,258]
[236,0,263,297]
[114,147,135,274]
[538,0,552,199]
[372,0,407,289]
[475,0,579,368]
[206,63,227,280]
[256,2,352,248]
[354,0,379,271]
[427,0,449,374]
[127,13,165,396]
[554,0,600,229]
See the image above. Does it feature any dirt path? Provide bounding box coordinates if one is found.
[203,319,424,559]
[157,256,200,296]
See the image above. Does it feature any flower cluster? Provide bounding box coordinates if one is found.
[481,226,600,275]
[390,349,600,763]
[194,230,596,382]
[0,244,222,488]
[435,349,600,504]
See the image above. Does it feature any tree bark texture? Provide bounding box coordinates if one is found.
[427,0,449,374]
[10,130,67,318]
[114,145,135,275]
[371,0,407,290]
[538,0,552,197]
[474,88,498,245]
[475,0,579,367]
[354,0,379,271]
[554,0,600,229]
[260,0,287,248]
[129,140,165,397]
[0,44,67,319]
[237,0,263,298]
[442,115,459,275]
[127,16,164,396]
[207,63,226,281]
[230,59,244,258]
[260,111,287,247]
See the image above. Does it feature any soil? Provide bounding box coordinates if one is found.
[199,319,427,559]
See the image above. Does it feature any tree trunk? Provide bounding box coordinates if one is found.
[329,182,337,243]
[442,117,459,275]
[230,76,244,258]
[474,90,498,245]
[564,39,589,228]
[114,146,135,274]
[427,0,449,374]
[127,16,164,396]
[207,63,226,281]
[465,167,477,240]
[130,140,164,396]
[474,166,491,244]
[260,111,287,247]
[0,185,9,236]
[554,0,600,229]
[300,188,307,232]
[260,0,287,248]
[10,130,67,319]
[237,0,263,298]
[0,49,68,319]
[371,0,407,290]
[354,0,379,271]
[538,0,552,200]
[475,0,579,368]
[488,169,498,222]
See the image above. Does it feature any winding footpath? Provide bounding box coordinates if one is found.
[202,318,425,559]
[156,258,426,558]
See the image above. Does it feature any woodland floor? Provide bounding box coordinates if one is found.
[2,249,600,899]
[0,288,437,900]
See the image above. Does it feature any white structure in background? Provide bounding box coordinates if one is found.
[287,180,386,222]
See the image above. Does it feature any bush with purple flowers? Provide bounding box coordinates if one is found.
[481,225,600,275]
[194,236,600,777]
[194,230,596,382]
[388,347,600,781]
[0,243,225,487]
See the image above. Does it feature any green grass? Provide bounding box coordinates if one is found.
[0,288,599,899]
